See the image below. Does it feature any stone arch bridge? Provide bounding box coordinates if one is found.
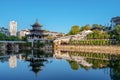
[0,41,26,51]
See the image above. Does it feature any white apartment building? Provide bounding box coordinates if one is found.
[19,29,30,39]
[44,31,65,39]
[9,21,17,36]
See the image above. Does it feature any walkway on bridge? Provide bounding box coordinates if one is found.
[0,41,26,43]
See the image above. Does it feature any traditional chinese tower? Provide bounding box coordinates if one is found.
[27,19,47,42]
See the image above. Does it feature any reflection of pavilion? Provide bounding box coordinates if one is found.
[54,50,92,67]
[9,55,17,68]
[29,59,44,76]
[27,50,51,76]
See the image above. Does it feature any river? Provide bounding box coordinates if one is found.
[0,48,120,80]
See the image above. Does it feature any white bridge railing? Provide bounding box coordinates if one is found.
[0,41,26,43]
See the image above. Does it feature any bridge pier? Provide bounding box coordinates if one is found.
[0,43,7,50]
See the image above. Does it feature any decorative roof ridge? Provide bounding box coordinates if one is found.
[31,19,42,27]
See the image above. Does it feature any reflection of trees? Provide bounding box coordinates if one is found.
[69,51,120,80]
[80,64,90,71]
[67,59,92,71]
[65,51,110,70]
[63,51,120,72]
[87,59,109,69]
[70,52,112,60]
[67,60,79,70]
[110,59,120,80]
[0,57,8,63]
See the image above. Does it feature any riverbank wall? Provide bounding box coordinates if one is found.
[55,45,120,54]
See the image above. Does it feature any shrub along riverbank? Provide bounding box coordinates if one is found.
[68,39,117,46]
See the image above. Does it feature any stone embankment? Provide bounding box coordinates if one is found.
[55,45,120,54]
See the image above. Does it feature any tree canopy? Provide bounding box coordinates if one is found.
[114,25,120,35]
[87,30,110,39]
[0,33,20,41]
[68,25,80,35]
[81,24,91,31]
[0,33,7,40]
[91,24,104,30]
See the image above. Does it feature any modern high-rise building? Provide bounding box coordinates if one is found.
[111,16,120,30]
[9,21,17,36]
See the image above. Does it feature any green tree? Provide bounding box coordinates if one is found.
[21,36,27,41]
[9,36,20,41]
[68,25,80,35]
[0,33,8,40]
[114,25,120,35]
[93,30,100,39]
[111,25,120,43]
[92,24,104,30]
[81,24,91,31]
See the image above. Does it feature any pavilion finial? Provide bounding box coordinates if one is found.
[36,18,38,23]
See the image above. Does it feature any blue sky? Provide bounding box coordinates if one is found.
[0,0,120,33]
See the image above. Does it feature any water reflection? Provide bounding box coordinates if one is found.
[26,50,52,75]
[54,49,120,80]
[9,55,17,68]
[0,49,53,75]
[109,56,120,80]
[0,47,120,80]
[54,51,92,68]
